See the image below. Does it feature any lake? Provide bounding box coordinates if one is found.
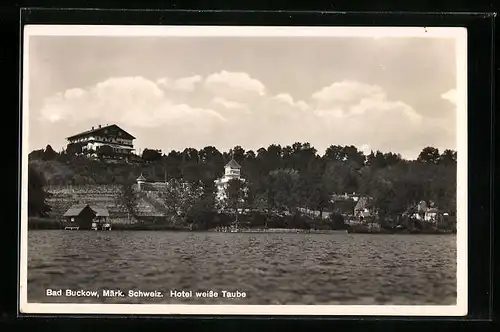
[27,230,457,305]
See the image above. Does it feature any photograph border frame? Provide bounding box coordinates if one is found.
[14,8,496,322]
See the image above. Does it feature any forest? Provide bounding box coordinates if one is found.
[28,143,457,231]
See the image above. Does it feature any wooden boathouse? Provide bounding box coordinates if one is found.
[62,204,110,230]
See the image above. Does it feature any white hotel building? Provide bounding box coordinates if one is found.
[66,124,136,158]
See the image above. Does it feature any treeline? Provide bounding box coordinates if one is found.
[28,166,52,218]
[29,143,457,226]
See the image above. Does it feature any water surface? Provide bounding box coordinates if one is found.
[27,231,457,305]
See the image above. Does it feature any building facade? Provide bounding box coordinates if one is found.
[411,200,440,223]
[66,124,136,158]
[214,159,245,202]
[62,204,110,230]
[354,196,377,220]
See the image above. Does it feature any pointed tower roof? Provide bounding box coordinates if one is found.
[137,173,146,182]
[225,159,241,169]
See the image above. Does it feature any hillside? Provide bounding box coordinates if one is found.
[45,184,166,222]
[29,158,142,185]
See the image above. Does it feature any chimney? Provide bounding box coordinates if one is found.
[98,125,101,128]
[91,126,94,130]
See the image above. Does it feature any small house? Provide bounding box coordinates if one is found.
[410,200,440,223]
[92,206,110,229]
[354,196,376,221]
[62,204,110,230]
[63,204,96,230]
[424,207,439,223]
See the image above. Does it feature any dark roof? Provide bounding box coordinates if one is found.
[225,159,241,169]
[63,204,95,217]
[66,124,135,140]
[139,182,168,192]
[92,206,110,217]
[63,204,109,217]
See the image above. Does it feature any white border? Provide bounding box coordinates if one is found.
[20,25,468,316]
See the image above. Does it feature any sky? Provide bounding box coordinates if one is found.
[25,30,459,160]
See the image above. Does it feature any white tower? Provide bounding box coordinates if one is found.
[214,158,242,202]
[136,173,146,191]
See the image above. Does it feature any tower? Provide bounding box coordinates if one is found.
[224,158,241,179]
[136,173,146,191]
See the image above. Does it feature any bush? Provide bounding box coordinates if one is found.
[28,217,61,230]
[248,211,268,227]
[329,212,348,230]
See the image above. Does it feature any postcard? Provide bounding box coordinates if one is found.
[20,24,468,316]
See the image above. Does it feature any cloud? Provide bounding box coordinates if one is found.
[36,74,450,159]
[204,70,266,100]
[272,93,309,111]
[157,75,202,92]
[312,80,421,124]
[312,80,385,107]
[273,93,294,106]
[441,88,457,105]
[212,97,249,111]
[309,80,431,155]
[39,76,226,129]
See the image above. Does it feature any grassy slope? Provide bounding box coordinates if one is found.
[30,160,165,221]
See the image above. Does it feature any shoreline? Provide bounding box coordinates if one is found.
[27,218,456,235]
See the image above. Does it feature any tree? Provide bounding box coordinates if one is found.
[439,149,457,165]
[324,145,344,162]
[115,181,139,221]
[164,150,183,179]
[142,149,162,163]
[157,179,204,224]
[42,145,58,161]
[342,145,366,167]
[97,144,114,157]
[384,152,403,166]
[186,179,217,229]
[28,166,52,217]
[366,150,389,169]
[198,146,224,180]
[28,149,45,161]
[65,142,84,156]
[306,182,331,219]
[180,148,201,182]
[229,145,246,164]
[268,168,300,213]
[417,147,440,164]
[224,178,246,225]
[329,212,347,229]
[323,161,359,195]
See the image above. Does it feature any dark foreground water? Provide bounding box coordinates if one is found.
[27,230,457,305]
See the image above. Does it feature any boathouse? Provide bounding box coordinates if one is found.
[62,204,110,230]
